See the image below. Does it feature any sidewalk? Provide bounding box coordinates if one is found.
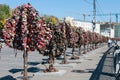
[0,44,108,80]
[90,51,115,80]
[90,41,120,80]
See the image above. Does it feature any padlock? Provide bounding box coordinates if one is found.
[3,3,53,52]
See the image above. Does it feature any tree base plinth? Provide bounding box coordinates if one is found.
[70,56,79,60]
[90,48,93,51]
[83,51,86,54]
[95,47,98,49]
[87,50,90,52]
[60,60,69,64]
[43,64,58,73]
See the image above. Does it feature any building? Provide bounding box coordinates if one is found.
[100,22,114,38]
[114,24,120,38]
[65,16,100,33]
[65,16,120,38]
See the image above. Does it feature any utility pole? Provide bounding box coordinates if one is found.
[83,14,90,21]
[115,14,118,23]
[83,14,86,21]
[92,0,96,32]
[109,13,112,37]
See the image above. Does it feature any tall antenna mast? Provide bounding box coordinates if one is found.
[92,0,96,32]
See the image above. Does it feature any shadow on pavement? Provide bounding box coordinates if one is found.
[101,72,115,77]
[27,61,40,66]
[0,75,16,80]
[9,69,23,74]
[85,59,93,61]
[9,67,41,74]
[42,58,49,62]
[72,69,94,73]
[27,67,41,73]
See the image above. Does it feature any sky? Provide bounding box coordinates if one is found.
[1,0,120,22]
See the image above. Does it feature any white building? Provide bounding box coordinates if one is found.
[65,16,116,38]
[65,16,100,33]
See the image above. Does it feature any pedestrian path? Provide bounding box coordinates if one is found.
[99,54,115,80]
[90,41,120,80]
[90,52,115,80]
[0,43,109,80]
[27,45,108,80]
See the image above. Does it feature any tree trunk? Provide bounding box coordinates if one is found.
[47,53,58,72]
[61,44,68,64]
[79,45,81,56]
[49,53,54,65]
[23,49,28,80]
[83,45,86,54]
[62,49,67,64]
[71,45,79,59]
[87,44,90,52]
[72,46,75,57]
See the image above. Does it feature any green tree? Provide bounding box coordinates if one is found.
[0,4,11,28]
[44,15,59,25]
[0,4,11,37]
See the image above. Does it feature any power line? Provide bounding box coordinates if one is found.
[84,0,93,5]
[89,13,120,23]
[96,0,106,21]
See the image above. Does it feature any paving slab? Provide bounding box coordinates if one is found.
[0,43,112,80]
[54,63,77,68]
[33,70,67,76]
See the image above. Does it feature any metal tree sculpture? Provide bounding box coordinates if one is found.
[92,32,99,49]
[86,30,92,52]
[64,22,79,60]
[75,27,84,56]
[70,28,79,59]
[48,24,66,70]
[3,3,52,80]
[91,32,95,49]
[81,30,89,54]
[58,23,68,64]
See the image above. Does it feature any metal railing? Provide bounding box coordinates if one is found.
[113,46,120,80]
